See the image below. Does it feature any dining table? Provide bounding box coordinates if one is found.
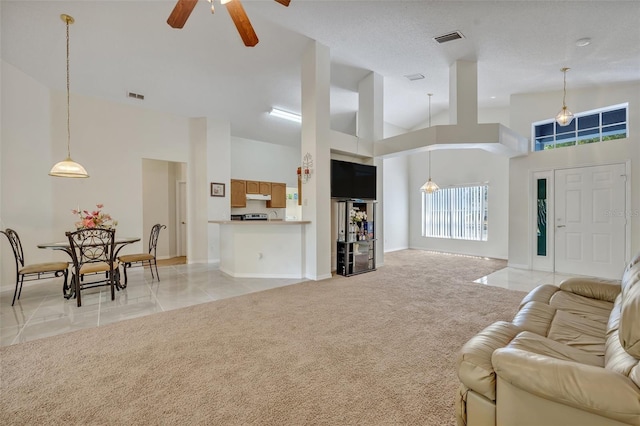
[38,236,141,297]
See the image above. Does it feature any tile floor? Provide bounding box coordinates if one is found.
[0,261,591,347]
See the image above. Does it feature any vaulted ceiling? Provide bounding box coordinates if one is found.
[2,1,639,148]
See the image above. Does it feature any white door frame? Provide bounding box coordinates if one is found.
[176,180,187,257]
[530,161,631,276]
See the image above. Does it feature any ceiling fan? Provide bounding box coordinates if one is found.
[167,0,290,47]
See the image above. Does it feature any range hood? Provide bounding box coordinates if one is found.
[376,60,528,158]
[246,193,272,201]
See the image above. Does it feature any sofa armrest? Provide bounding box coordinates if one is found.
[492,347,640,425]
[559,277,621,303]
[456,321,521,401]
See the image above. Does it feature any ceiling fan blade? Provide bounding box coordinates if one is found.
[274,0,291,6]
[167,0,199,29]
[225,0,259,47]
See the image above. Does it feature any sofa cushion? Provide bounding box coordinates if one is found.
[605,329,640,388]
[547,310,607,356]
[508,331,603,367]
[549,290,613,325]
[512,301,556,336]
[456,321,521,401]
[559,277,621,303]
[619,263,640,358]
[518,284,560,310]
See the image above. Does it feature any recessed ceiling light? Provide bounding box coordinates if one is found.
[490,96,496,99]
[576,37,591,47]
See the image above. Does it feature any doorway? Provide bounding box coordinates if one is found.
[177,180,187,257]
[532,163,628,279]
[142,159,187,261]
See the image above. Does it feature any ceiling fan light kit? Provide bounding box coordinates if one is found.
[167,0,290,47]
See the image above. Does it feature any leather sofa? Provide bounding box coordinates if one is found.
[456,253,640,426]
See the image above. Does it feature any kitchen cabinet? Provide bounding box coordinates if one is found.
[267,183,286,208]
[230,180,246,207]
[336,200,376,276]
[246,180,259,194]
[246,181,271,195]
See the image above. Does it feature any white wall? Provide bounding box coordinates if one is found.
[408,148,510,259]
[1,62,56,286]
[231,136,300,187]
[508,82,640,268]
[383,155,409,252]
[1,62,191,290]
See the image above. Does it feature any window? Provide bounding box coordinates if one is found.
[532,104,628,151]
[422,184,488,241]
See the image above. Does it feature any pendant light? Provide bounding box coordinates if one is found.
[555,67,574,127]
[420,93,439,193]
[49,14,89,178]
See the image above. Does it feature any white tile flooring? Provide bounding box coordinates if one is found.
[0,261,586,347]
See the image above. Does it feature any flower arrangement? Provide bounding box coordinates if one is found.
[349,208,367,224]
[72,204,117,229]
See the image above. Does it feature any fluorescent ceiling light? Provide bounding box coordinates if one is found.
[269,107,301,123]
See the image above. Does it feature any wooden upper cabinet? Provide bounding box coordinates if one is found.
[259,182,271,195]
[267,183,286,208]
[246,180,260,194]
[246,181,271,195]
[230,179,247,207]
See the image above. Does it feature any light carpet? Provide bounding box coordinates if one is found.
[0,250,525,425]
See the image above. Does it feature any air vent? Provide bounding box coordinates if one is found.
[127,91,145,100]
[404,73,425,81]
[433,31,465,44]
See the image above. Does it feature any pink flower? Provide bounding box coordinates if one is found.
[73,204,116,229]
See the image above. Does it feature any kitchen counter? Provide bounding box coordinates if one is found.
[209,220,309,278]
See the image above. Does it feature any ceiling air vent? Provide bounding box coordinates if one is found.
[404,73,425,81]
[433,31,465,44]
[127,91,145,100]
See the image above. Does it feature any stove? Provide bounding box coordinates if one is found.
[230,213,268,221]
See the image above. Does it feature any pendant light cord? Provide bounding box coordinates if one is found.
[428,93,433,179]
[65,18,71,159]
[561,67,569,109]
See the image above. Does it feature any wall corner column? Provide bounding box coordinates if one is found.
[301,41,332,280]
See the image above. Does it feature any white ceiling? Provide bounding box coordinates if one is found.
[2,0,640,148]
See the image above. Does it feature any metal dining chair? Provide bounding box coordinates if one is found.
[66,227,118,307]
[1,228,69,306]
[118,224,166,286]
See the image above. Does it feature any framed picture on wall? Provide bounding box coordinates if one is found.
[210,182,225,197]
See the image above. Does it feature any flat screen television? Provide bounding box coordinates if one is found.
[331,159,377,200]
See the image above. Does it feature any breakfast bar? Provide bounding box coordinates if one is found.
[209,220,310,279]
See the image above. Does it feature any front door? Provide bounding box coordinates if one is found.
[554,164,626,279]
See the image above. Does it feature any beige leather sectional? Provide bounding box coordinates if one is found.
[456,253,640,426]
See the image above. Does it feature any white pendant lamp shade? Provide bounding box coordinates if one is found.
[555,67,574,127]
[49,158,89,178]
[49,14,89,178]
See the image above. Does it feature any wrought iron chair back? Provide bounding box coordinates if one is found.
[2,228,25,269]
[148,224,166,256]
[1,228,69,306]
[118,224,166,286]
[66,227,117,307]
